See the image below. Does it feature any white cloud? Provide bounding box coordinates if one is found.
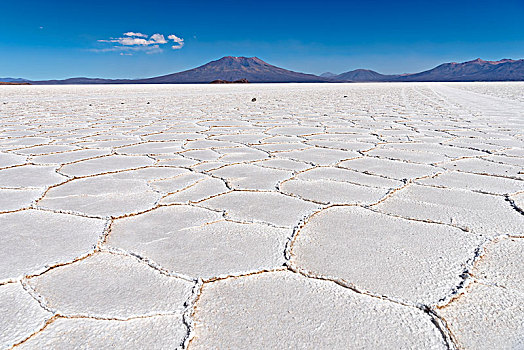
[168,34,184,49]
[150,34,167,44]
[96,32,184,54]
[168,34,183,43]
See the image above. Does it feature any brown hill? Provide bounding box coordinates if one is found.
[0,81,31,85]
[209,78,249,84]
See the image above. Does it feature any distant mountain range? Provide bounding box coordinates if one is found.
[5,57,524,84]
[0,77,30,83]
[325,58,524,82]
[395,58,524,82]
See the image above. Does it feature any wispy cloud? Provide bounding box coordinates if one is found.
[95,32,184,55]
[123,32,148,38]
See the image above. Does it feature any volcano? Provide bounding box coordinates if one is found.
[137,56,330,83]
[32,57,331,84]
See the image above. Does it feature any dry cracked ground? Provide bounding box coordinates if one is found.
[0,82,523,349]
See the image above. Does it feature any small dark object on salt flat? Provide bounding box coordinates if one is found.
[251,98,257,102]
[210,79,249,84]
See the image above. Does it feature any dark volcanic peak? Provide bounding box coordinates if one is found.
[138,56,330,83]
[32,56,331,84]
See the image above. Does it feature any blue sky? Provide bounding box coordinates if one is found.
[1,0,523,79]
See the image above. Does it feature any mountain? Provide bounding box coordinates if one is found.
[32,56,331,84]
[135,56,330,83]
[332,69,397,82]
[0,77,30,83]
[394,58,524,82]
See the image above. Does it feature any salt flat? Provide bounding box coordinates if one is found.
[0,82,523,349]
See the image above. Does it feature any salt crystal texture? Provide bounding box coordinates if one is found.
[1,82,523,347]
